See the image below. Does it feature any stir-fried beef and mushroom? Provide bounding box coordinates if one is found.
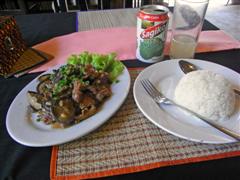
[27,64,112,128]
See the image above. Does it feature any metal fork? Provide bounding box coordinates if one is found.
[141,79,240,141]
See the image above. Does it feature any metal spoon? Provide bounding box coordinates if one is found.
[178,60,240,96]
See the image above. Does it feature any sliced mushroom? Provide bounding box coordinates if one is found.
[57,87,72,99]
[27,91,44,111]
[79,94,97,109]
[95,86,112,102]
[74,94,97,122]
[42,101,52,112]
[51,98,75,125]
[38,74,51,82]
[37,79,52,95]
[74,105,97,123]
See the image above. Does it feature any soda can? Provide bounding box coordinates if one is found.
[136,5,169,63]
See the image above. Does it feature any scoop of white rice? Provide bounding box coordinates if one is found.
[174,70,236,121]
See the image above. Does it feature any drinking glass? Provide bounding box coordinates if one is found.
[169,0,209,59]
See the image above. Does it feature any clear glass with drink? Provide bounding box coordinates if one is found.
[169,0,209,59]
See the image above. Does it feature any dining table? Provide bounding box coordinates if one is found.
[1,8,240,180]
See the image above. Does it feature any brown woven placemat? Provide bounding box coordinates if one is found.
[50,69,240,180]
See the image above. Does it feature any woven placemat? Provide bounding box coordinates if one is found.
[51,69,240,180]
[77,9,138,31]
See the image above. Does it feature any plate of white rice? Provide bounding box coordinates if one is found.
[133,59,240,144]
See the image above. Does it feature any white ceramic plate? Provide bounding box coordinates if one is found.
[6,65,130,147]
[133,59,240,144]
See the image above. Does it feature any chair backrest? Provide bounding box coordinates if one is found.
[0,0,59,15]
[0,0,27,15]
[131,0,167,8]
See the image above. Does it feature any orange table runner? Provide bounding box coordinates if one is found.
[32,27,240,73]
[50,69,240,180]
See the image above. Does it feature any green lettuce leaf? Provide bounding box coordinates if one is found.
[107,60,124,82]
[68,51,92,65]
[67,51,124,82]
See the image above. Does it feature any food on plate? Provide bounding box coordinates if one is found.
[27,52,124,128]
[68,51,124,82]
[174,70,236,121]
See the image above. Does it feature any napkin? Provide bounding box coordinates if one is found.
[32,27,240,73]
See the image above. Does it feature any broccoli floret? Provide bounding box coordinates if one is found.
[139,38,164,60]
